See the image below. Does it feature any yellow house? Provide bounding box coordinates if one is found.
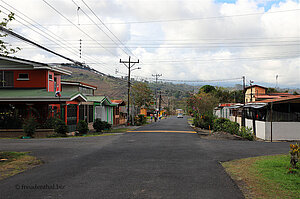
[245,85,267,103]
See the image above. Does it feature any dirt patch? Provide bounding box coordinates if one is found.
[193,126,248,140]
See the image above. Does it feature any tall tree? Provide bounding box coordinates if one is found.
[0,11,20,55]
[131,82,154,108]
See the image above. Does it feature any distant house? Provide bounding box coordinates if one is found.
[0,55,87,132]
[87,96,115,125]
[245,85,267,103]
[111,100,126,126]
[213,103,235,119]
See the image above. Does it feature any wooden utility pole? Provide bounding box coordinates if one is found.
[242,76,246,127]
[120,56,140,125]
[152,74,162,111]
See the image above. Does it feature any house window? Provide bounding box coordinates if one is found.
[49,74,53,81]
[17,73,29,80]
[0,71,14,87]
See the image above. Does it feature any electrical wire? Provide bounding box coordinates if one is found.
[80,0,138,59]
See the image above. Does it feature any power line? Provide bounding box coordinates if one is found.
[42,0,116,57]
[71,0,130,57]
[0,2,118,74]
[28,8,300,25]
[80,0,138,59]
[0,25,81,64]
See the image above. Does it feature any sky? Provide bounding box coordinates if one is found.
[0,0,299,88]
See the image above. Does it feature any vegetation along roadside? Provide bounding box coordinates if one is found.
[0,151,42,180]
[222,153,299,199]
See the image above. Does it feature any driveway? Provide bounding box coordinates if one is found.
[0,116,290,199]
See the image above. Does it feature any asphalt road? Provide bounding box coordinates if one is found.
[0,116,290,199]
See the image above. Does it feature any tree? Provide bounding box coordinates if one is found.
[131,82,154,108]
[0,11,20,55]
[187,92,219,116]
[199,85,216,94]
[267,87,279,94]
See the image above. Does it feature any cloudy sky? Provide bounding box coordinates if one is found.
[1,0,299,88]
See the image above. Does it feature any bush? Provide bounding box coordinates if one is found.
[239,126,254,140]
[135,114,147,126]
[39,117,57,129]
[213,118,230,132]
[198,113,215,129]
[0,113,23,129]
[77,120,89,135]
[223,120,239,135]
[54,118,68,137]
[23,117,38,137]
[93,119,111,132]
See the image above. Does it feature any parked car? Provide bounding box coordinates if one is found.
[177,113,183,118]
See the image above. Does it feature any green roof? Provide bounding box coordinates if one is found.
[86,96,106,102]
[0,89,86,102]
[87,96,116,106]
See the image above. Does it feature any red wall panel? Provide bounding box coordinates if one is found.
[13,70,47,88]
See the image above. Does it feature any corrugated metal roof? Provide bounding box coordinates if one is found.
[0,89,86,102]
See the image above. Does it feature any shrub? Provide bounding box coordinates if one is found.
[23,117,38,137]
[213,118,230,132]
[54,118,68,137]
[104,122,112,130]
[39,117,57,129]
[200,113,215,129]
[289,143,299,169]
[0,113,23,129]
[135,114,147,126]
[93,119,111,132]
[239,126,254,141]
[223,120,239,135]
[77,120,89,135]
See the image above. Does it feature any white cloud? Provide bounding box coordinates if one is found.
[0,0,299,87]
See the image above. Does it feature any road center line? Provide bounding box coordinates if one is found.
[127,130,197,134]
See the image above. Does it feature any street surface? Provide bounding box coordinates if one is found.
[0,116,290,199]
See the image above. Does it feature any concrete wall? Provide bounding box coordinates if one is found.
[255,121,266,140]
[244,119,300,141]
[266,122,300,141]
[229,116,242,126]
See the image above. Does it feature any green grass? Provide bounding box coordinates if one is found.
[0,151,28,163]
[0,151,42,180]
[251,155,300,196]
[222,154,300,199]
[103,128,132,133]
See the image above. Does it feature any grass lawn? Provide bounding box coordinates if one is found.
[0,152,42,180]
[222,154,300,199]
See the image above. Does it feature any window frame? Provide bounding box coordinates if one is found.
[17,73,29,81]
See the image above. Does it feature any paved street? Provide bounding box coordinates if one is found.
[0,117,290,199]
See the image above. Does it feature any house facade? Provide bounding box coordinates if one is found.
[111,100,126,126]
[245,85,267,103]
[0,55,87,132]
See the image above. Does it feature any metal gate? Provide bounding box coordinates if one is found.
[67,104,77,132]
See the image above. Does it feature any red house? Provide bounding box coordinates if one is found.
[0,55,87,131]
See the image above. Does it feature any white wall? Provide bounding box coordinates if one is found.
[229,116,242,127]
[256,121,266,140]
[245,119,300,141]
[267,122,300,141]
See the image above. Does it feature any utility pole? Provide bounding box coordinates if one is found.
[120,56,140,126]
[243,76,245,104]
[158,91,162,115]
[152,74,162,112]
[250,80,254,102]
